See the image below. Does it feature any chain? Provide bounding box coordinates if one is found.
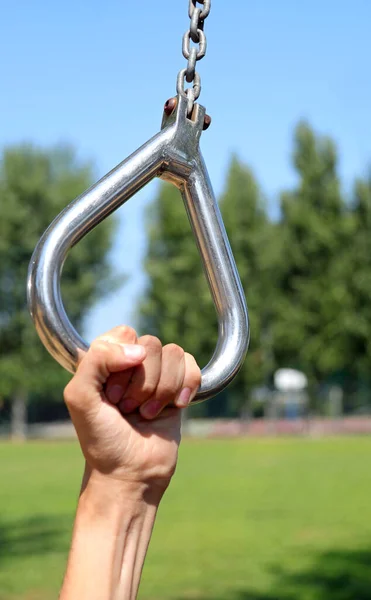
[176,0,211,116]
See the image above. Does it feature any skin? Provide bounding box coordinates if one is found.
[59,325,201,600]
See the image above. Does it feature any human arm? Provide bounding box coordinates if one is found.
[59,326,201,600]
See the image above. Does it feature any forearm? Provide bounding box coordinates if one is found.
[59,467,164,600]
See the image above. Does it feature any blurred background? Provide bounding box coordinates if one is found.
[1,1,371,599]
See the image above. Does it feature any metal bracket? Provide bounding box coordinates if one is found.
[27,95,249,403]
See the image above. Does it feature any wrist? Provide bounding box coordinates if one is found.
[61,464,162,600]
[81,464,167,509]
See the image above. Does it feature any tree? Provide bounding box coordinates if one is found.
[138,182,216,417]
[219,156,277,414]
[139,157,272,417]
[139,180,233,417]
[0,144,116,439]
[273,122,349,391]
[345,174,371,380]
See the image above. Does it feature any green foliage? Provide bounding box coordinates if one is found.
[344,174,371,379]
[0,144,116,399]
[273,122,350,385]
[220,156,278,400]
[139,158,277,414]
[139,121,371,413]
[139,182,217,373]
[1,438,371,599]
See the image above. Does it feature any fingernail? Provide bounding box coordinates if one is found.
[175,387,192,408]
[106,384,124,404]
[120,397,138,414]
[140,399,162,420]
[120,344,146,360]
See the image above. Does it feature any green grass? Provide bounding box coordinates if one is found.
[1,438,371,600]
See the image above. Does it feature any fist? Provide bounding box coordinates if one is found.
[63,326,201,485]
[103,327,201,418]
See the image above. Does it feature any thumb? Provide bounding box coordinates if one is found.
[64,340,146,414]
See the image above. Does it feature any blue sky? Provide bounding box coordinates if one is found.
[1,1,371,341]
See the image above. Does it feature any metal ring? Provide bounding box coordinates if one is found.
[186,47,197,82]
[190,7,202,42]
[192,72,201,100]
[177,69,201,99]
[189,0,211,21]
[186,88,195,116]
[176,69,201,115]
[182,29,207,61]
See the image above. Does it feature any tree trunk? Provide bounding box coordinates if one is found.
[11,389,28,441]
[240,398,251,423]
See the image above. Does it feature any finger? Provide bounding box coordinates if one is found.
[119,335,163,414]
[75,324,138,367]
[64,340,146,415]
[174,352,201,408]
[139,344,185,420]
[102,327,139,405]
[97,325,137,345]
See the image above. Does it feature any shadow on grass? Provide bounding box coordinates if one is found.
[1,520,371,600]
[174,547,371,600]
[0,514,71,563]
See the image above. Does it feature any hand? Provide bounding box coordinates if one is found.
[64,326,201,489]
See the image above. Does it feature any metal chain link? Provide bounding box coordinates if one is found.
[176,0,211,116]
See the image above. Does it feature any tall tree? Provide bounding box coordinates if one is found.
[139,182,216,391]
[219,156,276,413]
[0,144,116,438]
[345,174,371,380]
[273,122,349,389]
[139,157,272,416]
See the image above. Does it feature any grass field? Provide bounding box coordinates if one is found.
[0,437,371,600]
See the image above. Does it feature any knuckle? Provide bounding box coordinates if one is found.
[63,379,85,410]
[190,371,202,390]
[114,325,137,341]
[184,351,196,364]
[163,343,184,360]
[140,335,162,352]
[63,381,75,406]
[185,353,201,387]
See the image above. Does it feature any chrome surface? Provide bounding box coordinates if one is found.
[178,0,211,116]
[27,95,249,402]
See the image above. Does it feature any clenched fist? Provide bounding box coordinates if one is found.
[64,326,201,488]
